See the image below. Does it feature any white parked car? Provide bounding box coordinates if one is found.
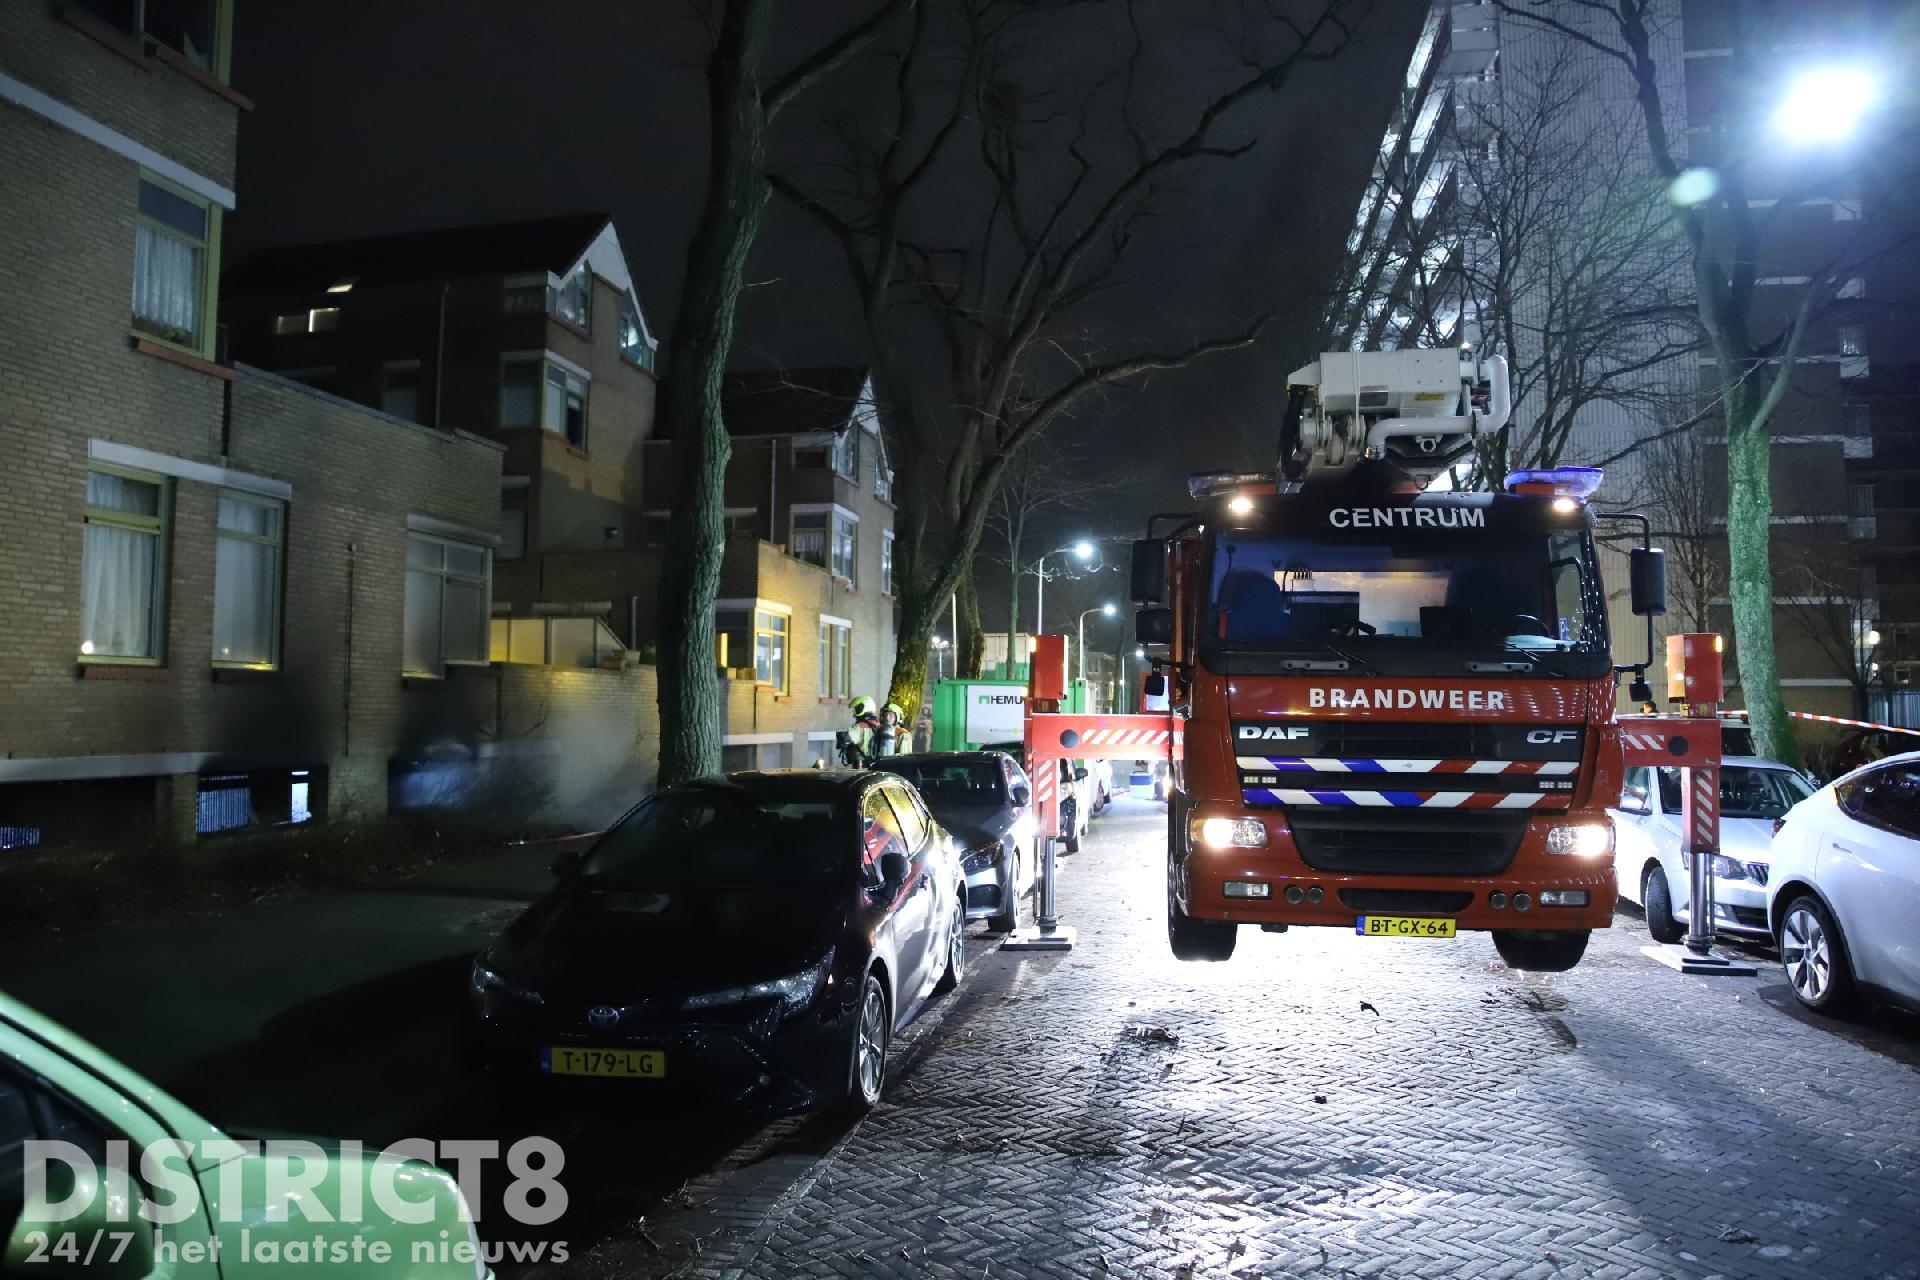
[1612,756,1815,943]
[1767,752,1920,1015]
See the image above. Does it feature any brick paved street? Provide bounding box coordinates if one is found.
[573,795,1920,1280]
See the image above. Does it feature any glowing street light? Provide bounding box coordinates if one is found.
[1774,67,1877,143]
[1035,539,1098,637]
[1076,603,1119,681]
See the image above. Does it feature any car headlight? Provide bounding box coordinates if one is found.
[683,954,832,1017]
[1544,822,1612,856]
[470,959,544,1004]
[1682,852,1750,881]
[1192,816,1267,849]
[962,843,1005,874]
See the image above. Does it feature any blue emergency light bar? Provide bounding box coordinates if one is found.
[1504,466,1605,501]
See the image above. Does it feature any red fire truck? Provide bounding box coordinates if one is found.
[1133,348,1666,971]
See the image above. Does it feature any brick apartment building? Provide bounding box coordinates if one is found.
[224,212,902,769]
[0,1,660,848]
[540,367,902,771]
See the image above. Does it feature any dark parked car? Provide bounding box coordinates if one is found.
[877,752,1038,932]
[468,771,966,1114]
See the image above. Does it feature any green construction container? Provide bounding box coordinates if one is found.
[931,679,1089,752]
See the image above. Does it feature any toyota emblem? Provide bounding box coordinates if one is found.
[586,1005,621,1028]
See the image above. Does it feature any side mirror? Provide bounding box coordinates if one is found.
[6,1159,157,1278]
[1011,784,1031,807]
[1136,607,1173,646]
[1073,767,1089,782]
[1131,539,1167,605]
[878,850,911,891]
[550,848,583,879]
[1629,547,1667,617]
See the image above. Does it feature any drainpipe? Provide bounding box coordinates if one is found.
[767,438,778,542]
[433,282,450,428]
[343,542,356,758]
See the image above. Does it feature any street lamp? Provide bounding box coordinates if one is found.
[1034,540,1096,639]
[930,634,951,681]
[1076,602,1117,681]
[1774,66,1878,144]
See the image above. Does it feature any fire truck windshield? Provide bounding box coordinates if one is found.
[1205,506,1608,677]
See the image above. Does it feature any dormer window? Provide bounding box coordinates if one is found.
[619,297,655,371]
[831,427,860,480]
[551,264,591,332]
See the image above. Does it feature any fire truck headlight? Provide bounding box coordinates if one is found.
[1545,822,1613,856]
[1194,817,1267,849]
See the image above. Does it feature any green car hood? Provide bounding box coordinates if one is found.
[202,1144,487,1279]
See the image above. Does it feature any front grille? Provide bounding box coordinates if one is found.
[1288,809,1527,876]
[1339,888,1475,913]
[1746,862,1770,886]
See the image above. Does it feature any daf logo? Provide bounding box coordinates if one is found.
[1526,730,1580,744]
[1238,725,1311,741]
[586,1005,622,1028]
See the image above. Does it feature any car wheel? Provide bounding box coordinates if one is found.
[1166,850,1237,961]
[988,852,1020,933]
[1642,863,1685,944]
[1492,929,1590,972]
[934,892,965,994]
[839,974,889,1115]
[1780,894,1857,1015]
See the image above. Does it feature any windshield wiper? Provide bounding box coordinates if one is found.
[1318,638,1381,676]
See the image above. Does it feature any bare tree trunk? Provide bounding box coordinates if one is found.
[1725,378,1799,767]
[957,562,985,679]
[653,0,775,786]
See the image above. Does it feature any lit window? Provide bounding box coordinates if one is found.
[404,533,490,676]
[791,510,857,584]
[551,264,592,332]
[213,492,283,669]
[382,360,420,421]
[619,298,654,370]
[272,307,339,336]
[754,609,788,691]
[716,608,752,672]
[832,515,857,585]
[819,620,853,698]
[543,364,589,448]
[132,177,211,349]
[80,466,169,662]
[792,512,829,568]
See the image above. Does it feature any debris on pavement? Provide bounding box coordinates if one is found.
[1718,1226,1758,1243]
[1127,1023,1180,1044]
[1360,1001,1380,1016]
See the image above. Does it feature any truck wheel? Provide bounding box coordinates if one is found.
[1167,852,1237,961]
[1492,929,1590,973]
[1642,864,1685,944]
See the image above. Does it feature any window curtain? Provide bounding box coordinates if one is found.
[213,535,275,663]
[81,523,157,657]
[133,225,200,338]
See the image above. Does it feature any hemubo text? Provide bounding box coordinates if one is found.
[1308,687,1511,711]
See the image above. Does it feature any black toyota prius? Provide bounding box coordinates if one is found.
[467,770,967,1114]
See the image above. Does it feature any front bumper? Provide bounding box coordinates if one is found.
[468,987,853,1111]
[962,843,1015,919]
[1176,806,1618,931]
[1672,876,1772,938]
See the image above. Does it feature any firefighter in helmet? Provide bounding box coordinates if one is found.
[843,695,883,766]
[875,702,908,759]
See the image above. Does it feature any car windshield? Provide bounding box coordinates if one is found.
[577,787,851,885]
[879,761,1004,804]
[1658,766,1812,819]
[1208,500,1605,664]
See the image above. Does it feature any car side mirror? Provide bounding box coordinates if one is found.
[877,850,911,892]
[550,848,583,879]
[1629,547,1666,617]
[7,1160,157,1278]
[1073,766,1089,782]
[1136,607,1173,646]
[1011,784,1031,806]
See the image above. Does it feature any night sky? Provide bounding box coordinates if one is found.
[229,0,1423,559]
